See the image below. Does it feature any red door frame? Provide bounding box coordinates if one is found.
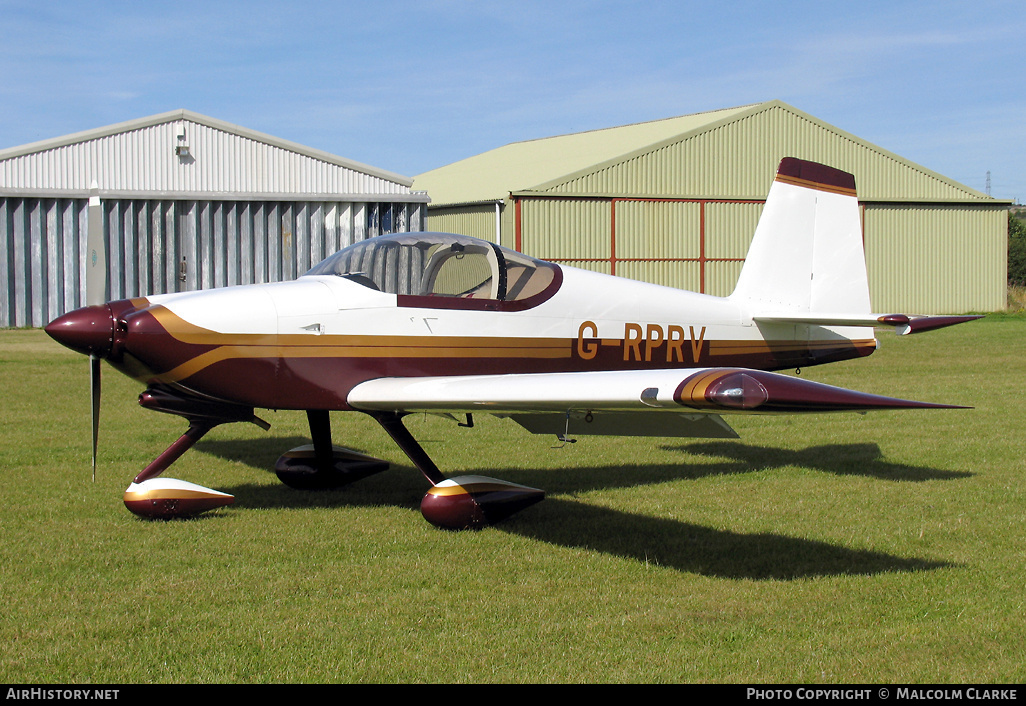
[514,195,763,293]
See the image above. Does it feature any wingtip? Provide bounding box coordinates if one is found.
[674,369,972,413]
[900,315,984,335]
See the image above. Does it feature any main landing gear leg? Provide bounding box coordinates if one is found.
[372,411,446,485]
[274,409,390,490]
[369,411,544,530]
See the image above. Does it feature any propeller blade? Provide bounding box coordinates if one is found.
[85,182,106,307]
[90,354,100,482]
[86,181,104,481]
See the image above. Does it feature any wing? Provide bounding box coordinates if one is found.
[347,368,966,439]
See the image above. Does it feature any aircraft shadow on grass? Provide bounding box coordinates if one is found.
[194,436,956,581]
[662,441,974,483]
[504,500,951,580]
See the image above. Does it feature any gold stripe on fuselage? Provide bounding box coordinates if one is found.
[159,340,573,383]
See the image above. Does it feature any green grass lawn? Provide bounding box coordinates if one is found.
[1,317,1024,683]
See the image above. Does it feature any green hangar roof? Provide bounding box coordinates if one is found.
[414,100,990,205]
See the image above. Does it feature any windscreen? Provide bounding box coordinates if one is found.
[306,232,558,303]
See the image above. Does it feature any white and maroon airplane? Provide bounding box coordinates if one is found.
[46,158,979,529]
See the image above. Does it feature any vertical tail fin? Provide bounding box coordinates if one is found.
[730,158,871,316]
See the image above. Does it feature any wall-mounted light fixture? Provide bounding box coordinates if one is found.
[175,124,190,158]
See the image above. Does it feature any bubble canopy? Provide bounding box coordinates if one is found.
[305,232,562,310]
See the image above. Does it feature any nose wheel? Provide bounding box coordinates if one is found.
[122,387,271,519]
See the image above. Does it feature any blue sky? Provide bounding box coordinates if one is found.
[1,0,1023,201]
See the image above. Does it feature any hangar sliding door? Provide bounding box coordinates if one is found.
[513,195,763,296]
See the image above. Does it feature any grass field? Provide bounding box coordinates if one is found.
[1,317,1024,684]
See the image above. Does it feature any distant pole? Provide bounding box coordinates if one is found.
[986,171,992,197]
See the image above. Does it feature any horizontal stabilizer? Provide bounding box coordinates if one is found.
[753,313,984,335]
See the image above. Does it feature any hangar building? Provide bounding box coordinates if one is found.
[415,100,1007,314]
[1,110,429,327]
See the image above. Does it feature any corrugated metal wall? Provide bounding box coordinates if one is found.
[502,194,1006,311]
[1,196,424,327]
[513,196,754,296]
[0,117,411,197]
[519,198,611,266]
[1,197,86,328]
[864,204,1006,312]
[424,204,499,244]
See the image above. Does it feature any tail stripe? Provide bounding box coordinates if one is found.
[775,157,857,196]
